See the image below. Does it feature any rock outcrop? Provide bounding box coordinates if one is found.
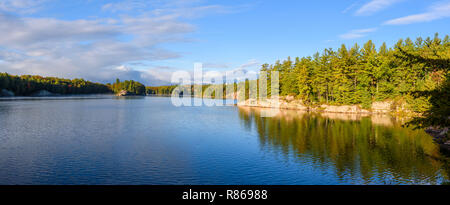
[318,105,370,114]
[426,127,449,143]
[0,89,15,97]
[30,90,57,97]
[237,97,309,111]
[237,97,411,115]
[116,90,130,96]
[371,101,392,114]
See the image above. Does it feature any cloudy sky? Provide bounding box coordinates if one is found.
[0,0,449,85]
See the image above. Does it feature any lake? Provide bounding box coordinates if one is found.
[0,96,448,185]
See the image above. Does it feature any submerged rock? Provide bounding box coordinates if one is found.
[0,89,15,97]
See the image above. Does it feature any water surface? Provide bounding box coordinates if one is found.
[0,96,448,184]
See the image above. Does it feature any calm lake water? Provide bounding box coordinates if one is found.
[0,96,448,185]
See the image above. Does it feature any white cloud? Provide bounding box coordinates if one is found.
[147,59,261,85]
[202,63,231,69]
[238,59,260,69]
[115,65,132,71]
[355,0,403,16]
[0,13,186,83]
[339,28,377,39]
[0,0,232,86]
[203,60,260,84]
[0,0,49,14]
[342,1,361,14]
[101,0,149,13]
[384,1,450,25]
[101,0,231,18]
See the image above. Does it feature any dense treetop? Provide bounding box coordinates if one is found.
[260,33,449,127]
[111,79,146,95]
[0,73,110,95]
[262,34,448,108]
[146,85,178,95]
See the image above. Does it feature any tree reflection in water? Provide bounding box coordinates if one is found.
[238,107,450,184]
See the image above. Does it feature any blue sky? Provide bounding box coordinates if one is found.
[0,0,449,85]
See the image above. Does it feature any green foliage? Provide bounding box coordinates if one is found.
[145,85,178,95]
[0,73,110,95]
[260,34,449,118]
[146,83,239,99]
[408,76,450,128]
[398,33,450,128]
[112,79,146,95]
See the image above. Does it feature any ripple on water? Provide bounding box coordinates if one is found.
[0,96,448,185]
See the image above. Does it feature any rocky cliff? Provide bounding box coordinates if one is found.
[237,96,407,115]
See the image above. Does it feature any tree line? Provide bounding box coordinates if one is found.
[111,79,146,95]
[145,84,236,97]
[145,34,448,127]
[0,74,149,96]
[260,34,448,113]
[146,85,178,95]
[1,34,448,128]
[0,73,111,95]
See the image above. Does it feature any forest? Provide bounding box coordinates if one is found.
[262,34,447,107]
[0,75,149,96]
[146,34,449,128]
[145,84,230,97]
[0,73,111,95]
[260,34,449,128]
[1,34,448,128]
[111,79,146,95]
[146,85,178,95]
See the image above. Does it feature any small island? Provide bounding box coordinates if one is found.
[111,79,146,96]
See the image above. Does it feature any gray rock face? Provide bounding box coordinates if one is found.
[30,90,56,97]
[0,89,15,97]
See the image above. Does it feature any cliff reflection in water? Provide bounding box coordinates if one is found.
[238,107,449,184]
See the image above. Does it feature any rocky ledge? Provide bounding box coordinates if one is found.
[116,90,130,96]
[0,89,15,97]
[30,90,58,97]
[237,97,398,114]
[115,90,145,96]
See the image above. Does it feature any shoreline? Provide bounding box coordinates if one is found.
[2,94,449,153]
[238,98,450,153]
[237,98,397,115]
